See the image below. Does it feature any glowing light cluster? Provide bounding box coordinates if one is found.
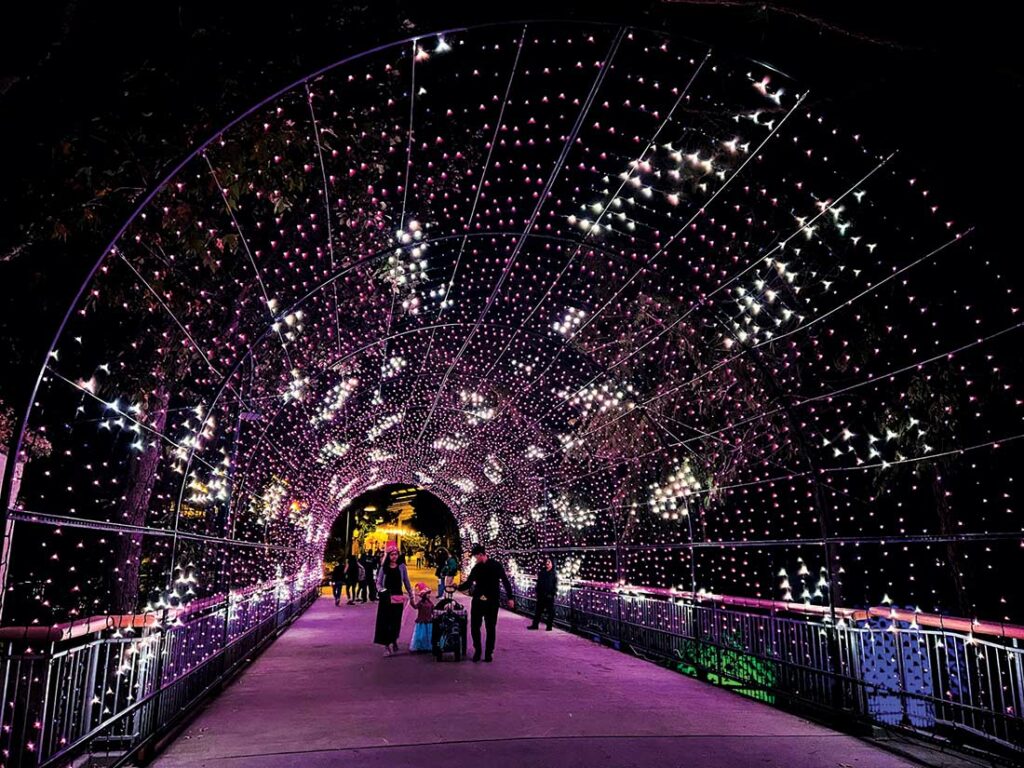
[648,460,701,520]
[459,390,495,425]
[553,307,587,336]
[558,380,636,416]
[314,377,359,423]
[551,494,597,530]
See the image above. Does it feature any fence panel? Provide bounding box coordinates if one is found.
[513,583,1023,758]
[1,579,318,768]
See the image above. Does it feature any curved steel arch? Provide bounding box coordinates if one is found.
[3,19,1006,643]
[0,27,468,539]
[0,16,806,522]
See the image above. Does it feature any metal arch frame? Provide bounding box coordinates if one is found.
[17,225,678,591]
[0,20,810,619]
[0,27,474,615]
[0,15,808,527]
[222,331,553,529]
[223,324,595,545]
[153,224,703,568]
[153,32,811,542]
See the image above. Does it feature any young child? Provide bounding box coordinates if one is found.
[409,583,435,653]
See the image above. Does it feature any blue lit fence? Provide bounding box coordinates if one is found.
[512,584,1024,757]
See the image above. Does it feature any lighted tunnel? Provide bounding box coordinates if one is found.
[2,21,1021,639]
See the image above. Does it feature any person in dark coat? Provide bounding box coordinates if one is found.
[528,557,557,630]
[374,546,414,656]
[457,544,514,663]
[434,547,459,599]
[344,553,361,604]
[330,561,345,606]
[360,550,379,602]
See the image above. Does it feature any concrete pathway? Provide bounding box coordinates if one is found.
[152,592,921,768]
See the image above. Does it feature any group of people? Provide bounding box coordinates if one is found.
[330,549,382,605]
[367,543,560,662]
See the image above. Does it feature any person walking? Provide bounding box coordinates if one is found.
[408,583,435,653]
[457,544,514,663]
[360,550,378,602]
[344,552,362,604]
[528,557,557,631]
[434,547,458,599]
[330,561,345,606]
[374,546,413,656]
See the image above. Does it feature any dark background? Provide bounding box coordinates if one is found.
[0,0,1017,425]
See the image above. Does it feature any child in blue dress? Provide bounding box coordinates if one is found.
[409,583,435,653]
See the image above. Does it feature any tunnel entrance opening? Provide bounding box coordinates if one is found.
[323,483,461,583]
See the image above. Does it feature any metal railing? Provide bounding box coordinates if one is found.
[1,577,319,768]
[512,583,1024,759]
[5,575,1021,765]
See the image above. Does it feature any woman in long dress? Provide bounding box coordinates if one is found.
[374,547,413,656]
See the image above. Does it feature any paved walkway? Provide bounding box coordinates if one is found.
[152,587,920,768]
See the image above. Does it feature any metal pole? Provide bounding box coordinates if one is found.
[0,452,25,622]
[343,508,351,556]
[80,641,100,737]
[685,503,698,595]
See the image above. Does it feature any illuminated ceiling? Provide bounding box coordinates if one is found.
[5,22,1020,625]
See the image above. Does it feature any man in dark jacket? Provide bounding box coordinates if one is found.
[344,553,361,604]
[330,562,345,606]
[528,556,557,631]
[359,550,378,602]
[457,544,514,662]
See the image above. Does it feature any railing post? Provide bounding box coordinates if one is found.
[149,621,169,743]
[79,639,100,738]
[690,600,702,681]
[615,592,623,645]
[824,623,845,714]
[34,650,55,766]
[568,585,576,632]
[1008,638,1024,749]
[709,601,720,683]
[219,596,231,681]
[892,621,911,728]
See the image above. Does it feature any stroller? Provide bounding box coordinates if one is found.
[431,585,468,661]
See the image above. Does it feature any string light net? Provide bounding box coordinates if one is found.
[4,23,1021,627]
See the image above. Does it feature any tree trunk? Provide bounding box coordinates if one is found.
[111,384,170,613]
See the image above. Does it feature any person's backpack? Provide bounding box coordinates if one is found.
[357,561,366,581]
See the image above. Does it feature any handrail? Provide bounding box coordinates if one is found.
[6,577,1023,646]
[0,614,162,643]
[574,580,1024,641]
[0,577,294,643]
